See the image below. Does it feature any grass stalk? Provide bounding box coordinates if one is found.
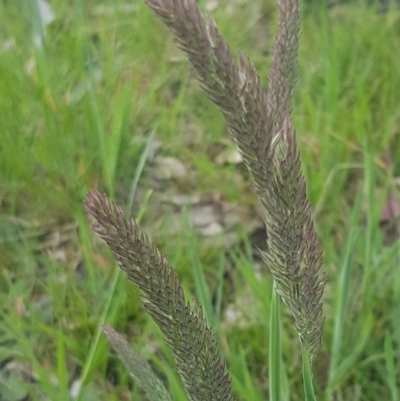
[302,346,317,401]
[269,290,282,401]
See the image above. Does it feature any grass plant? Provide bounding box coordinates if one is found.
[1,0,400,400]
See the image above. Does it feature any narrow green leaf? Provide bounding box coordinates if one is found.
[302,347,317,401]
[269,290,282,401]
[384,332,398,401]
[361,150,376,306]
[127,125,157,215]
[327,187,362,399]
[104,85,131,195]
[328,313,373,394]
[56,332,68,401]
[185,216,215,330]
[230,346,263,401]
[280,357,290,401]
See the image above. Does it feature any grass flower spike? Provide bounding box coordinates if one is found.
[144,0,325,360]
[86,189,235,401]
[87,0,325,399]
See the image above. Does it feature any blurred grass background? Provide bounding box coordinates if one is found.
[1,0,400,400]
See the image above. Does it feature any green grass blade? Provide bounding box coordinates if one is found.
[4,315,58,400]
[56,332,68,401]
[230,346,263,401]
[185,220,215,330]
[280,358,290,401]
[326,186,362,399]
[384,332,399,401]
[302,347,317,401]
[269,289,282,401]
[328,313,373,393]
[127,126,157,215]
[361,150,376,306]
[213,252,226,323]
[103,85,131,195]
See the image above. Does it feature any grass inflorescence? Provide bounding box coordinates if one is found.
[1,0,400,400]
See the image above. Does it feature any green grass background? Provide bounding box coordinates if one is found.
[1,0,400,400]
